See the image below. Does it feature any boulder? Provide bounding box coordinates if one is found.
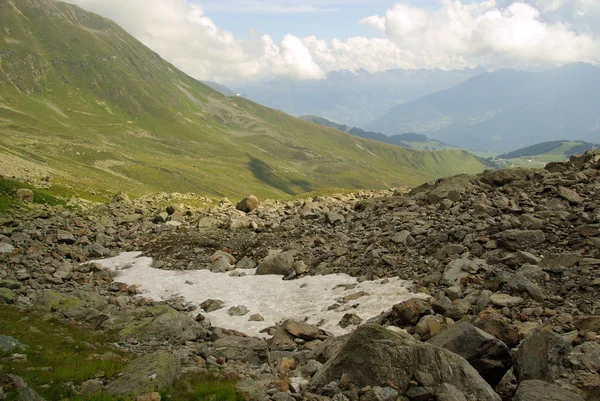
[392,298,431,326]
[514,380,584,401]
[15,189,34,203]
[498,230,546,251]
[0,374,45,401]
[513,330,572,382]
[56,230,76,245]
[0,288,15,304]
[311,325,501,401]
[211,336,269,366]
[428,322,512,386]
[256,251,295,276]
[283,319,320,340]
[105,352,181,396]
[116,305,209,343]
[236,195,259,213]
[558,187,583,204]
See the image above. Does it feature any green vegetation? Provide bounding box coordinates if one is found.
[0,178,66,213]
[0,0,490,204]
[494,140,599,169]
[0,305,128,400]
[0,306,240,400]
[166,372,241,401]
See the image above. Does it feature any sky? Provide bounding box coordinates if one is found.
[64,0,600,83]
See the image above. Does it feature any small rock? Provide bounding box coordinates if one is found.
[236,195,259,213]
[228,305,249,316]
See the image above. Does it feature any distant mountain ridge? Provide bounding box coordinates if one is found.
[497,140,599,160]
[300,116,453,151]
[233,68,483,127]
[367,63,600,152]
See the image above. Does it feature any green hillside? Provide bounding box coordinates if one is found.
[0,0,489,202]
[494,140,599,168]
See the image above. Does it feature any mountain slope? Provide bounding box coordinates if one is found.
[367,64,600,152]
[300,116,456,151]
[0,0,490,201]
[233,68,483,128]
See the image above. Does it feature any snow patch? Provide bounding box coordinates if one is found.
[92,252,425,337]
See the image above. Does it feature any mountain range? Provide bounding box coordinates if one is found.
[0,0,490,201]
[232,68,483,128]
[366,64,600,152]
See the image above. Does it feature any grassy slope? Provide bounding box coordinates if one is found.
[495,140,599,168]
[0,0,488,202]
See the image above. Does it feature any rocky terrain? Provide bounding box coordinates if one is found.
[2,152,600,400]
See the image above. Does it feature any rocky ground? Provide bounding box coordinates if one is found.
[2,152,600,401]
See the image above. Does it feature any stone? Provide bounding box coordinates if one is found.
[282,319,320,340]
[211,336,268,366]
[267,327,296,351]
[56,230,76,244]
[211,257,233,273]
[435,383,468,401]
[15,189,34,203]
[153,212,169,224]
[490,294,523,308]
[391,230,417,246]
[311,325,501,401]
[392,298,431,326]
[443,259,480,286]
[513,330,572,382]
[428,322,512,386]
[137,393,162,401]
[498,230,546,251]
[361,386,399,401]
[116,305,209,343]
[256,251,295,276]
[0,374,45,400]
[514,380,583,401]
[200,299,225,312]
[339,313,362,328]
[249,314,264,321]
[0,335,28,352]
[567,341,600,372]
[540,253,582,269]
[474,309,519,347]
[558,187,583,204]
[508,274,545,301]
[105,352,181,397]
[0,288,15,304]
[80,378,104,395]
[236,195,259,213]
[0,243,15,254]
[111,191,131,203]
[228,305,249,316]
[326,212,345,224]
[445,299,471,320]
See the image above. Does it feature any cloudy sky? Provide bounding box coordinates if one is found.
[65,0,600,82]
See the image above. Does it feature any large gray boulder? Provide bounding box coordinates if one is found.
[428,322,512,387]
[514,380,584,401]
[498,230,546,251]
[513,330,572,382]
[115,305,209,343]
[256,251,295,276]
[0,374,45,401]
[311,325,501,401]
[105,352,181,396]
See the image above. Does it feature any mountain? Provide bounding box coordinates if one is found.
[494,140,599,168]
[367,64,600,152]
[300,116,456,151]
[0,0,490,201]
[232,68,484,128]
[200,81,237,97]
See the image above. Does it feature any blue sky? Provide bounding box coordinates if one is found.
[67,0,600,82]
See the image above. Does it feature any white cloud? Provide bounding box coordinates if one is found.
[64,0,599,82]
[362,0,600,69]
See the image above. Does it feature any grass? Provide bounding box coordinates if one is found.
[0,306,242,401]
[0,178,66,213]
[0,305,128,400]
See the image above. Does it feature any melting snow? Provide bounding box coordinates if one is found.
[92,252,425,337]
